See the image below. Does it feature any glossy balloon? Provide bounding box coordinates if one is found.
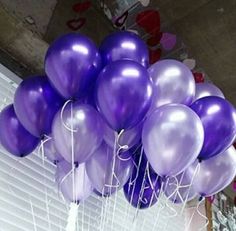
[52,102,104,163]
[56,160,93,203]
[164,172,197,204]
[96,60,153,131]
[185,146,236,197]
[45,33,101,99]
[148,59,195,110]
[86,142,134,196]
[142,104,204,177]
[14,76,63,137]
[44,137,64,164]
[99,31,149,68]
[103,121,142,151]
[123,159,161,209]
[191,96,236,160]
[0,105,39,157]
[194,83,224,101]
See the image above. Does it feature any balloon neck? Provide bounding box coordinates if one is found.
[197,157,202,163]
[40,134,46,141]
[74,162,79,168]
[199,196,204,202]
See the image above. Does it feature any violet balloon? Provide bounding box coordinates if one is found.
[56,160,93,203]
[85,142,134,196]
[148,59,195,110]
[164,172,197,204]
[185,146,236,197]
[14,76,63,138]
[123,160,161,209]
[0,105,39,157]
[45,33,101,99]
[96,60,153,131]
[191,96,236,160]
[194,83,224,101]
[142,104,204,177]
[52,102,104,163]
[99,31,149,68]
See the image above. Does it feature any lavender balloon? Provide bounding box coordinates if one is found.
[56,160,93,203]
[14,76,63,138]
[191,96,236,160]
[96,60,153,131]
[148,59,195,110]
[52,102,104,163]
[45,33,101,99]
[103,121,142,151]
[185,146,236,197]
[0,105,39,157]
[86,142,134,196]
[99,31,149,68]
[164,172,197,204]
[142,104,204,177]
[194,83,224,101]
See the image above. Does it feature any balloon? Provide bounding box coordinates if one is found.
[56,160,93,203]
[164,172,197,204]
[14,76,63,138]
[52,102,104,163]
[85,142,134,196]
[43,137,64,164]
[45,33,101,99]
[142,104,204,177]
[191,96,236,160]
[0,105,39,157]
[96,60,153,131]
[123,158,161,209]
[148,59,195,110]
[103,121,142,151]
[99,31,149,68]
[185,146,236,197]
[194,83,224,101]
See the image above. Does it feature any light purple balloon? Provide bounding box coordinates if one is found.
[194,83,224,101]
[44,137,64,164]
[52,102,104,163]
[56,160,93,203]
[164,172,197,204]
[148,59,195,110]
[86,142,134,196]
[185,146,236,197]
[103,121,142,151]
[142,104,204,177]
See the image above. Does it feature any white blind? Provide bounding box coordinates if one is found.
[0,64,187,231]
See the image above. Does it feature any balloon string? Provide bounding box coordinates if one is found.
[66,202,79,231]
[116,129,130,161]
[196,198,209,231]
[29,196,38,231]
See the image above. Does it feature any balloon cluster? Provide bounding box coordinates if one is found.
[0,31,236,209]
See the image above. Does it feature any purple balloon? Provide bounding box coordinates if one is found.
[103,121,142,151]
[56,160,93,203]
[148,59,195,110]
[45,33,101,99]
[14,76,63,138]
[96,60,153,131]
[185,146,236,197]
[194,83,224,101]
[164,172,197,204]
[52,102,104,163]
[99,31,149,68]
[86,142,134,196]
[191,96,236,160]
[123,158,161,209]
[142,104,204,177]
[43,137,64,164]
[0,105,39,157]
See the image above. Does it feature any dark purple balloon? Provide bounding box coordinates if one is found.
[0,105,39,157]
[14,76,64,138]
[45,33,101,99]
[96,60,153,131]
[123,153,161,209]
[99,31,149,68]
[191,96,236,160]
